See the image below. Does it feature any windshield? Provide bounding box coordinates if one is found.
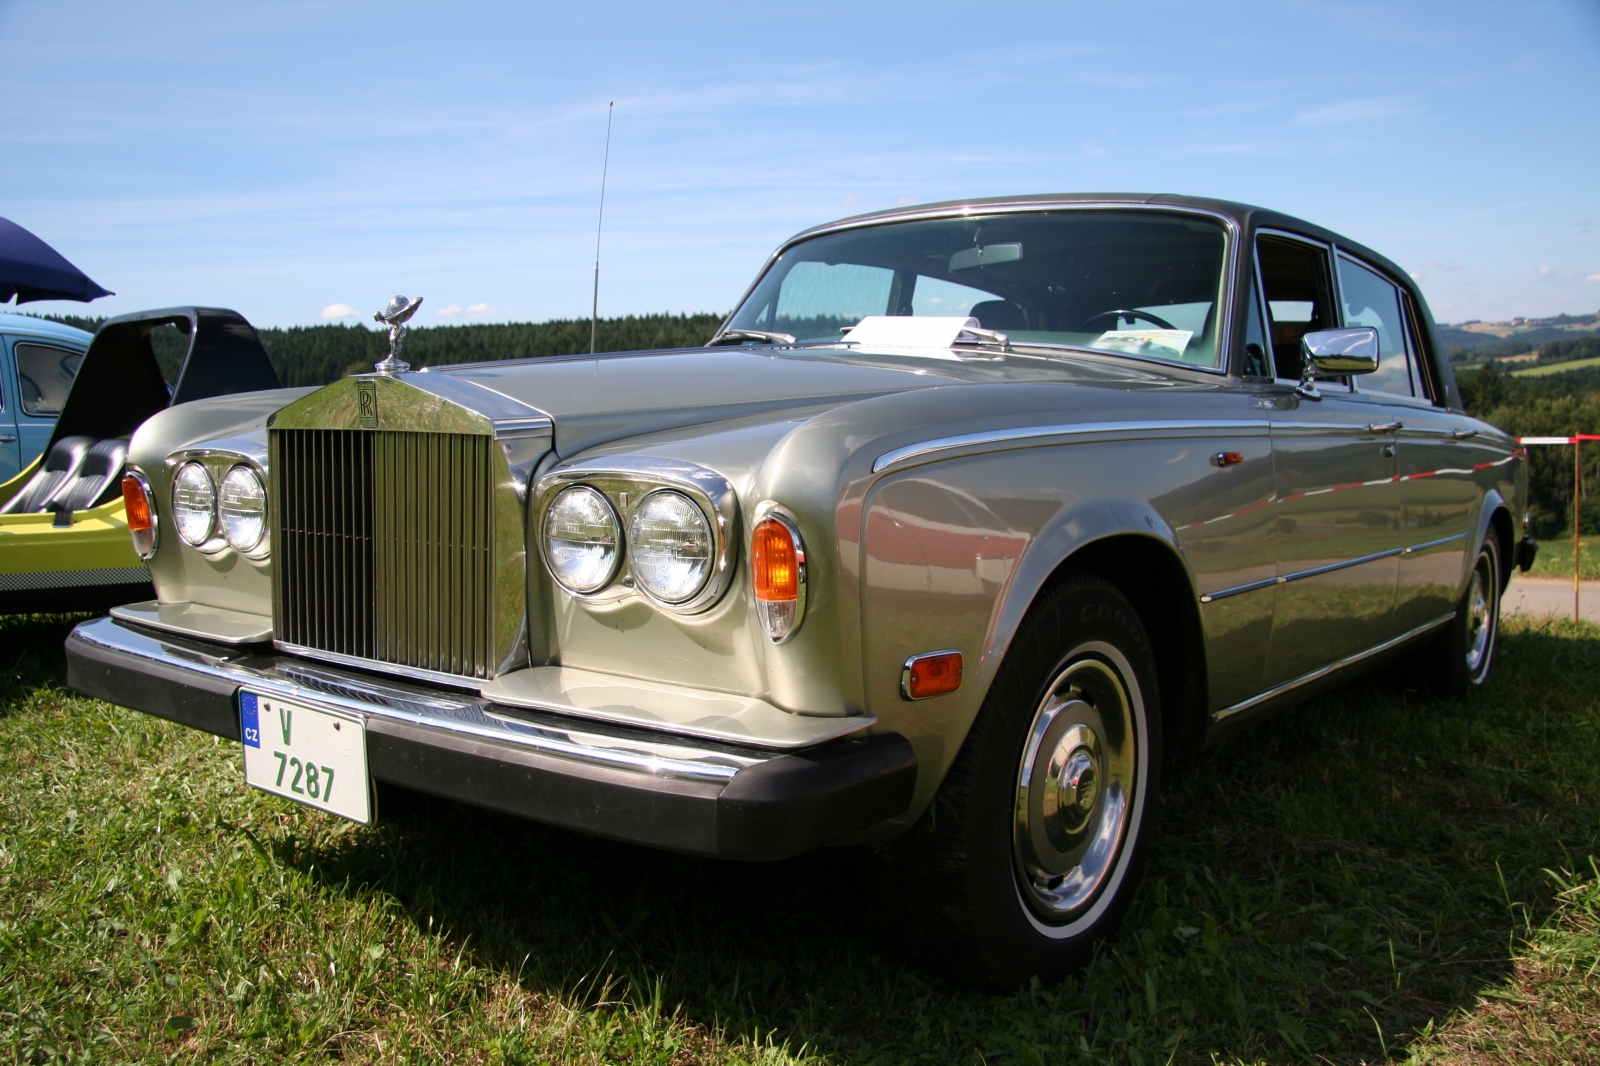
[726,209,1230,369]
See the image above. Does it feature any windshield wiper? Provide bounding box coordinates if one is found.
[707,329,796,346]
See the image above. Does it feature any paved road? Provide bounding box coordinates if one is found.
[1503,577,1600,622]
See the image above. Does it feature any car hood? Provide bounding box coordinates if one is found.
[437,344,1207,458]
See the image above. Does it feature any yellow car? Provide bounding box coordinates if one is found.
[0,306,280,612]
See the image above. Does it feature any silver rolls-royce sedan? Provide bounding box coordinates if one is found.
[67,194,1533,989]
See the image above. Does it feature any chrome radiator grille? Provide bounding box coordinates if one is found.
[272,429,498,679]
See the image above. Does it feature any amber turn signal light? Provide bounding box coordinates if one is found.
[751,513,806,642]
[901,649,963,700]
[122,472,158,560]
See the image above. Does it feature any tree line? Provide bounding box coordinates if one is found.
[36,311,728,388]
[1456,335,1600,538]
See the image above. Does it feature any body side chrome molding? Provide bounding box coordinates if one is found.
[1403,532,1468,555]
[873,419,1266,474]
[1200,531,1471,603]
[1211,611,1455,722]
[80,617,759,782]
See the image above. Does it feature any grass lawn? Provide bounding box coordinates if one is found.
[1520,538,1600,582]
[3,612,1599,1065]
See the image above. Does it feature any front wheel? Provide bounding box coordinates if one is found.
[867,575,1161,991]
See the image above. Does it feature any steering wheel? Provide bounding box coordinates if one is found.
[1075,308,1177,333]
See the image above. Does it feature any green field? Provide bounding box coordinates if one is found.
[1512,355,1600,377]
[3,612,1599,1064]
[1521,538,1600,581]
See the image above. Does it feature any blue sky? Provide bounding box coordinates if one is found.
[1,0,1596,328]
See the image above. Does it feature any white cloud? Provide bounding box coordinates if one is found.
[436,302,498,319]
[1587,271,1600,283]
[1539,266,1584,280]
[1294,98,1423,126]
[320,302,357,320]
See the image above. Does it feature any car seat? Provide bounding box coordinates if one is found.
[0,435,95,514]
[52,439,129,512]
[968,300,1029,331]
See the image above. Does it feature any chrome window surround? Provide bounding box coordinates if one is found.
[533,457,740,615]
[163,442,271,560]
[1253,227,1351,393]
[714,201,1241,380]
[750,503,807,643]
[122,466,159,560]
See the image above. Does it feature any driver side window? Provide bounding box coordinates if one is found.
[1256,234,1336,382]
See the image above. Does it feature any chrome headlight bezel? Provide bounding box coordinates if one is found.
[162,445,271,558]
[533,457,738,615]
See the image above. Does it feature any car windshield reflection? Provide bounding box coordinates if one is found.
[724,209,1229,369]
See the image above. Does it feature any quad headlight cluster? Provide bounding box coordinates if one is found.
[537,463,805,640]
[171,460,268,553]
[544,485,716,607]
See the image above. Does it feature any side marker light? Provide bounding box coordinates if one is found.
[902,649,963,700]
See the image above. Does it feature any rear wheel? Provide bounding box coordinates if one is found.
[1423,534,1501,696]
[867,575,1161,991]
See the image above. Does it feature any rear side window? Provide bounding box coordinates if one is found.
[14,342,83,416]
[1257,235,1336,381]
[1337,256,1414,398]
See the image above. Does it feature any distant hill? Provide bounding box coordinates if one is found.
[1438,310,1600,352]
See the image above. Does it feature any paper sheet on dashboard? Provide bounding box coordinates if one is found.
[1090,329,1193,359]
[842,315,982,348]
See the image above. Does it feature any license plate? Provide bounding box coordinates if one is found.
[240,691,371,824]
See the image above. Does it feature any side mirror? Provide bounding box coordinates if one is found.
[1296,327,1379,399]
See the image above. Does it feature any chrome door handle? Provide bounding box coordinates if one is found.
[1448,428,1478,440]
[0,434,15,443]
[1365,421,1403,433]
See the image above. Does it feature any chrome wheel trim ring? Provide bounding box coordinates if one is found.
[1465,546,1497,679]
[1012,640,1146,931]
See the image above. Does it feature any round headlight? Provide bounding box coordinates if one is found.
[629,490,713,604]
[545,485,621,593]
[219,465,267,552]
[172,462,216,546]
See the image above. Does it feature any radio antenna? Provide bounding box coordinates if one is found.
[590,101,613,355]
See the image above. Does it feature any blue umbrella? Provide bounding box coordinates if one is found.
[0,215,112,304]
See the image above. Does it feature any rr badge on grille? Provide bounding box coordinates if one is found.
[356,380,377,429]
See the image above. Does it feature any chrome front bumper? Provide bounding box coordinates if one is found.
[66,616,916,860]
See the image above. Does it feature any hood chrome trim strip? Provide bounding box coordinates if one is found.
[873,419,1265,473]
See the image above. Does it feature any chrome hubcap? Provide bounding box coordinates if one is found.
[1014,654,1136,921]
[1465,560,1493,674]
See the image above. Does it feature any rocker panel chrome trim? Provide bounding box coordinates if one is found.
[1211,612,1454,722]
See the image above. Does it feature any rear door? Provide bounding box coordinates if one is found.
[1332,258,1486,632]
[0,337,20,483]
[1258,232,1404,687]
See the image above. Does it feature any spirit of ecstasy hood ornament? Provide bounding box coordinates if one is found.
[373,295,423,375]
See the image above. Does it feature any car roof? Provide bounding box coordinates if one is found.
[0,311,94,347]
